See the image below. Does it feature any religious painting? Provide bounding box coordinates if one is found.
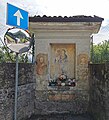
[77,53,88,65]
[54,48,68,76]
[36,53,48,75]
[49,44,76,87]
[77,53,89,81]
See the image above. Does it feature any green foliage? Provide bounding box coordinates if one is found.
[0,45,31,63]
[91,40,109,63]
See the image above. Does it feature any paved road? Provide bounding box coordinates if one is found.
[27,114,93,120]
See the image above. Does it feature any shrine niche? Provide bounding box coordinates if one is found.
[30,15,103,91]
[29,15,103,114]
[49,44,76,87]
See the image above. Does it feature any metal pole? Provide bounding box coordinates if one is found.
[32,33,35,63]
[92,36,94,63]
[14,53,19,120]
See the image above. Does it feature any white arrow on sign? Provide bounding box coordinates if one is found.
[14,10,23,26]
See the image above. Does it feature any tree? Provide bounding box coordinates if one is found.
[91,40,109,63]
[0,46,32,63]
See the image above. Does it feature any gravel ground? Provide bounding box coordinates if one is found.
[26,114,93,120]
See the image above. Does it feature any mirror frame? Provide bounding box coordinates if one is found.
[4,27,31,54]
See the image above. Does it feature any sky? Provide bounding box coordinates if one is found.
[0,0,109,44]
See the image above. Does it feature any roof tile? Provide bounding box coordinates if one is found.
[29,15,104,22]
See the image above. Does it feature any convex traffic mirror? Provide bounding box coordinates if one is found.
[4,28,31,54]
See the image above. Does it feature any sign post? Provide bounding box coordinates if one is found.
[6,3,29,120]
[14,53,19,120]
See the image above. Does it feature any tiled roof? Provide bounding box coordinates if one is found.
[29,15,104,22]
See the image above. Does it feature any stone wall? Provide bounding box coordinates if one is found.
[89,63,109,120]
[0,63,36,120]
[2,62,109,120]
[0,63,90,120]
[34,89,89,115]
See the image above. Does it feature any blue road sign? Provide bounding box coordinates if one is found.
[7,3,28,30]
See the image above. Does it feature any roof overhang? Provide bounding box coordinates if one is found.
[29,15,104,34]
